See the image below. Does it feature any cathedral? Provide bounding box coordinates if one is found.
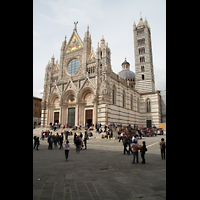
[41,17,161,129]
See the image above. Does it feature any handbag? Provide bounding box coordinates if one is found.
[136,146,140,150]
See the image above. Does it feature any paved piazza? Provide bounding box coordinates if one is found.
[33,128,166,200]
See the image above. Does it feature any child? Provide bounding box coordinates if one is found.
[159,138,166,159]
[140,141,147,164]
[64,140,70,160]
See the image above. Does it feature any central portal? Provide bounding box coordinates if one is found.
[68,108,75,127]
[85,109,93,128]
[54,112,59,124]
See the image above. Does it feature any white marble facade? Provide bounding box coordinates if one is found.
[41,18,161,128]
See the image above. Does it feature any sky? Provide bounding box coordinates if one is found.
[33,0,166,98]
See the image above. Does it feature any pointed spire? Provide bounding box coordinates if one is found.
[51,54,55,64]
[74,21,78,30]
[137,17,144,27]
[100,35,105,47]
[133,21,136,30]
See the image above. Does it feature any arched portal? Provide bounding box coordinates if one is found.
[78,87,95,128]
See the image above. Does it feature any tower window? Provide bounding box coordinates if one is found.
[139,47,145,54]
[138,38,145,46]
[141,66,144,72]
[140,57,145,63]
[137,29,144,35]
[142,75,144,80]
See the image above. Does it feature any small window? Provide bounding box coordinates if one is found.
[140,57,145,63]
[142,75,144,80]
[138,38,145,46]
[139,47,145,55]
[141,66,144,72]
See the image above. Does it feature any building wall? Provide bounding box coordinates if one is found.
[33,97,42,127]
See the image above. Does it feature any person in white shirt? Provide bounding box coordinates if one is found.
[131,140,140,163]
[64,140,70,160]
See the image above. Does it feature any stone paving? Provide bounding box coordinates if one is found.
[33,128,166,200]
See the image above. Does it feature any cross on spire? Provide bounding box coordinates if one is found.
[74,21,78,30]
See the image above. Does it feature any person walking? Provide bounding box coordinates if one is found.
[75,136,81,153]
[33,136,37,149]
[35,137,40,150]
[131,139,140,163]
[64,140,70,160]
[159,138,166,159]
[59,135,63,150]
[140,141,147,164]
[128,135,133,154]
[83,134,87,150]
[48,135,53,150]
[123,135,129,155]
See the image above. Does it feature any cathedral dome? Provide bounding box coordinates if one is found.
[118,57,135,80]
[119,70,135,80]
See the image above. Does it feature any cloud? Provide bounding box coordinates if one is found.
[33,88,43,99]
[40,0,105,27]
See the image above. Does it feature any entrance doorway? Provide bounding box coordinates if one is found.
[54,112,59,123]
[147,120,152,128]
[68,108,75,127]
[85,109,93,128]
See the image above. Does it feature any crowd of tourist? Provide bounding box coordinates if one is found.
[33,123,166,162]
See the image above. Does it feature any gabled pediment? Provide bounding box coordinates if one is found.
[64,80,78,92]
[66,30,83,53]
[87,52,96,63]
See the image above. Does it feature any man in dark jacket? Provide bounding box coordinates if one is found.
[123,135,129,155]
[75,136,81,153]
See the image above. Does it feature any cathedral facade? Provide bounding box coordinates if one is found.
[41,18,161,128]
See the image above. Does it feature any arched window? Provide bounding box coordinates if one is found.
[112,85,116,105]
[147,99,151,112]
[137,97,140,112]
[131,94,133,110]
[112,89,115,105]
[123,91,126,108]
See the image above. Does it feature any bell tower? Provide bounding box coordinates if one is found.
[133,17,155,93]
